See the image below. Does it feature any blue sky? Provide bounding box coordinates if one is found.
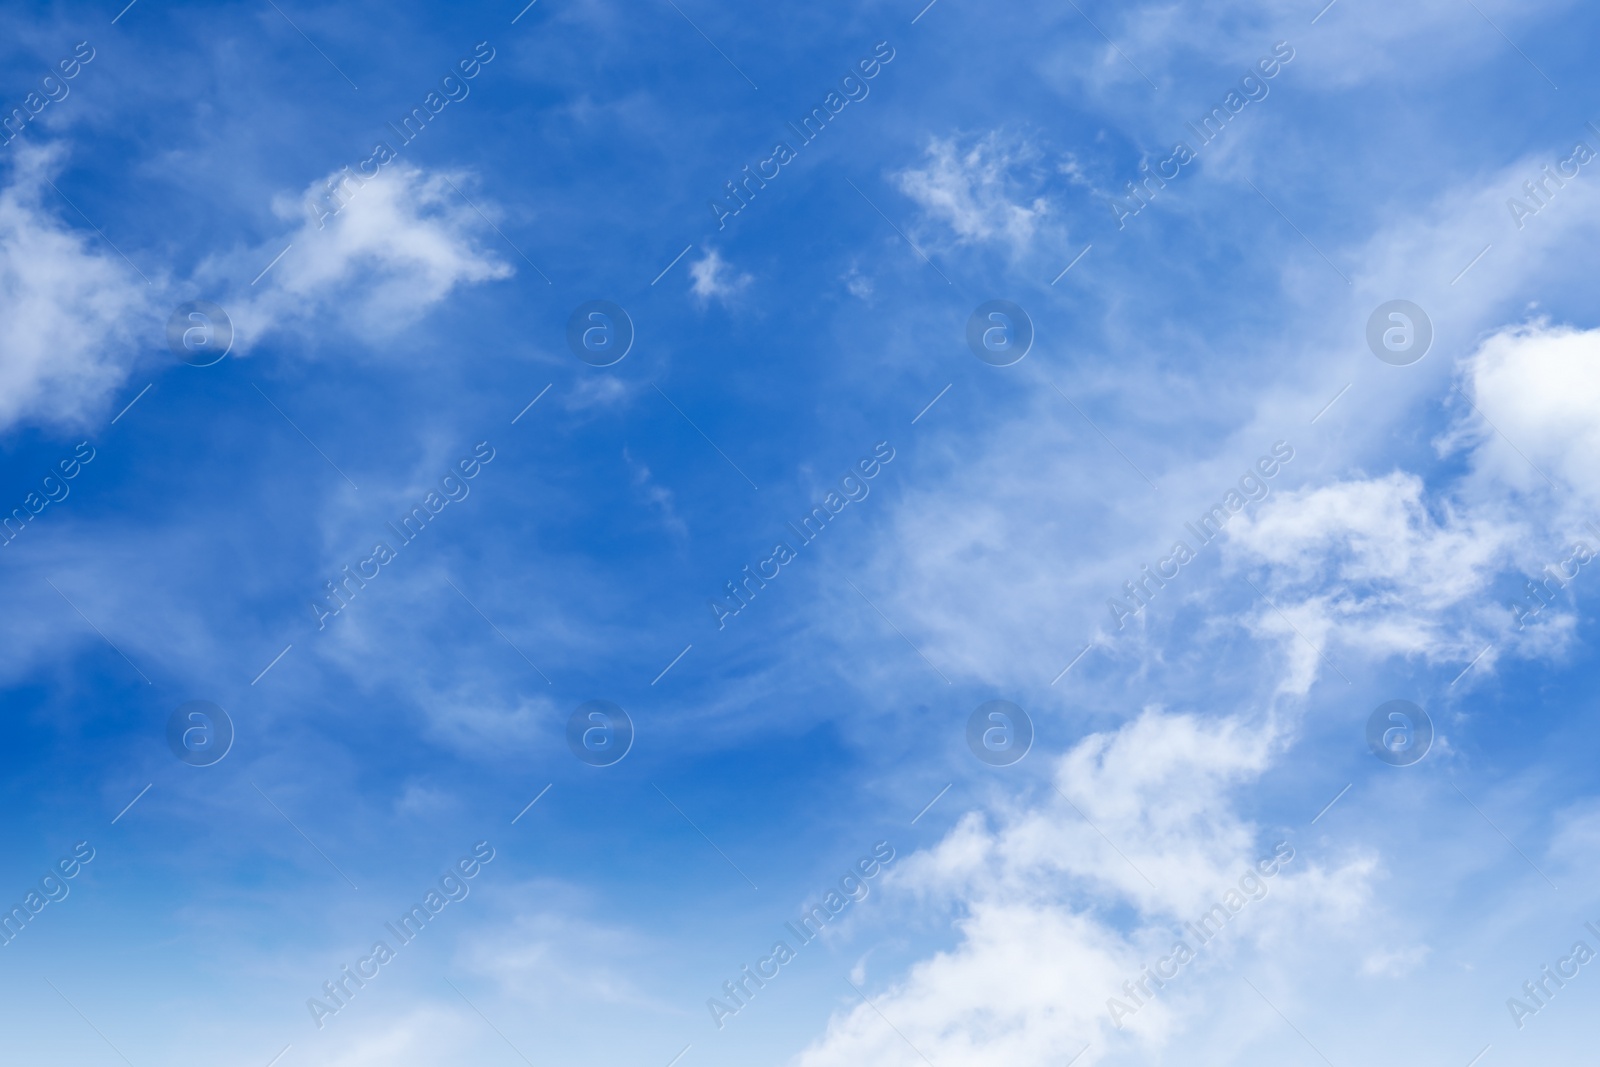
[4,0,1600,1063]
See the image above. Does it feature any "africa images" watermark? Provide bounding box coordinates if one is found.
[306,840,496,1028]
[1511,534,1595,629]
[1106,841,1294,1029]
[1108,41,1295,229]
[1,441,96,550]
[707,841,896,1029]
[1,41,95,147]
[306,41,497,229]
[709,41,896,230]
[709,441,895,629]
[1106,441,1294,630]
[311,441,496,630]
[1506,918,1600,1030]
[0,841,96,949]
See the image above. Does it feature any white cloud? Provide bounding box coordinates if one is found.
[1362,944,1431,977]
[784,143,1600,1051]
[1455,321,1600,502]
[562,375,632,413]
[792,709,1376,1067]
[231,163,513,347]
[0,144,156,431]
[1224,471,1527,693]
[393,780,457,816]
[1216,320,1600,692]
[0,150,519,431]
[461,887,668,1012]
[688,247,750,305]
[1093,0,1578,94]
[410,686,558,758]
[842,264,874,302]
[894,133,1052,255]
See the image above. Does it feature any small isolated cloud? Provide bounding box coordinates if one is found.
[688,247,750,305]
[462,891,668,1011]
[894,132,1052,255]
[563,375,632,413]
[1362,944,1431,977]
[394,780,457,816]
[418,687,560,758]
[0,144,157,431]
[842,263,874,302]
[624,447,686,537]
[233,163,513,347]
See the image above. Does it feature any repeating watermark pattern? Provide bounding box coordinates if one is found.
[1366,700,1433,766]
[165,700,234,767]
[306,840,496,1029]
[1506,121,1600,231]
[966,700,1034,766]
[1107,441,1295,630]
[166,301,234,366]
[1511,537,1594,629]
[1507,921,1600,1029]
[310,442,497,630]
[1109,42,1296,229]
[0,41,95,147]
[566,301,635,366]
[706,841,895,1029]
[308,41,498,228]
[708,441,896,629]
[0,842,96,949]
[0,442,96,550]
[1365,300,1433,366]
[5,4,1597,1064]
[1106,841,1295,1028]
[566,700,634,767]
[966,300,1034,366]
[710,41,896,230]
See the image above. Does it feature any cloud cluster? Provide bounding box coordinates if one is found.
[792,708,1374,1067]
[0,147,517,432]
[1223,322,1600,692]
[1225,471,1525,693]
[0,145,155,432]
[794,130,1600,1054]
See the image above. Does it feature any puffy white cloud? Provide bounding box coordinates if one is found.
[1455,321,1600,502]
[231,162,513,347]
[688,247,750,305]
[792,709,1375,1067]
[0,144,156,431]
[789,167,1600,1054]
[1216,320,1600,692]
[1224,471,1526,693]
[894,133,1053,255]
[0,149,520,432]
